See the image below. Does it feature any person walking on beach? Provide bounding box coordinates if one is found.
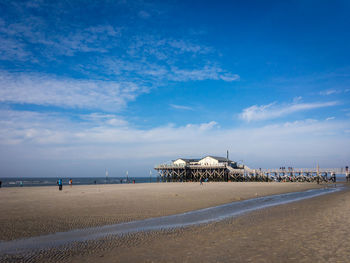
[200,177,203,185]
[0,180,2,188]
[69,179,72,187]
[58,179,63,191]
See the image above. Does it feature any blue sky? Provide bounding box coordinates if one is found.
[0,0,349,177]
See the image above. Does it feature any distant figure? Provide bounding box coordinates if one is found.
[58,179,63,191]
[200,177,203,185]
[0,180,2,188]
[94,180,97,184]
[330,172,336,183]
[69,179,72,187]
[19,181,23,187]
[133,180,135,184]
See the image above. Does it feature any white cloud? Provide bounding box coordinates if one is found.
[319,89,349,96]
[170,104,193,110]
[240,101,338,122]
[0,14,122,57]
[0,71,148,111]
[128,36,213,60]
[326,117,335,121]
[170,66,239,82]
[0,110,349,173]
[79,113,128,126]
[0,35,32,61]
[186,121,218,131]
[51,25,122,56]
[220,73,240,82]
[103,59,239,83]
[168,40,211,54]
[0,8,239,86]
[319,89,339,95]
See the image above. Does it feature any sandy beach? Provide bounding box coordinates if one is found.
[0,182,322,241]
[2,182,348,263]
[70,184,349,263]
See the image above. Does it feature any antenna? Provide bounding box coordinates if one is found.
[227,150,229,161]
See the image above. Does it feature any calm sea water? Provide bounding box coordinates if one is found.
[0,176,161,188]
[0,174,346,188]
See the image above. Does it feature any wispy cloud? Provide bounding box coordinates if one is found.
[0,71,148,111]
[79,113,128,126]
[170,104,193,110]
[239,101,338,122]
[0,35,32,61]
[0,3,239,87]
[168,39,212,54]
[319,88,350,96]
[128,35,213,60]
[170,66,240,82]
[186,121,219,131]
[102,59,239,83]
[319,89,341,95]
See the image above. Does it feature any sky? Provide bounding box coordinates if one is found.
[0,0,349,178]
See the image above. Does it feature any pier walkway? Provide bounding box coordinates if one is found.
[155,163,345,183]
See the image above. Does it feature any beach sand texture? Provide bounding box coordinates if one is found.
[0,182,322,241]
[3,184,347,263]
[73,185,350,263]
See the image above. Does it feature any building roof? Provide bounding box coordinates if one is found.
[173,156,236,164]
[202,156,234,163]
[173,158,200,163]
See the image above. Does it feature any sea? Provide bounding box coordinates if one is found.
[0,176,161,188]
[0,174,346,188]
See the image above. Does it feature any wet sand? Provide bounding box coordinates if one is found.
[79,185,350,263]
[7,184,347,263]
[0,182,322,241]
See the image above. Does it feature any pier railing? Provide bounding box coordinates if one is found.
[155,163,227,169]
[154,162,345,183]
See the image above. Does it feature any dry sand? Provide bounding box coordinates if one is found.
[0,182,322,241]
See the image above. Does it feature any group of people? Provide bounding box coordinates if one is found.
[57,178,73,191]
